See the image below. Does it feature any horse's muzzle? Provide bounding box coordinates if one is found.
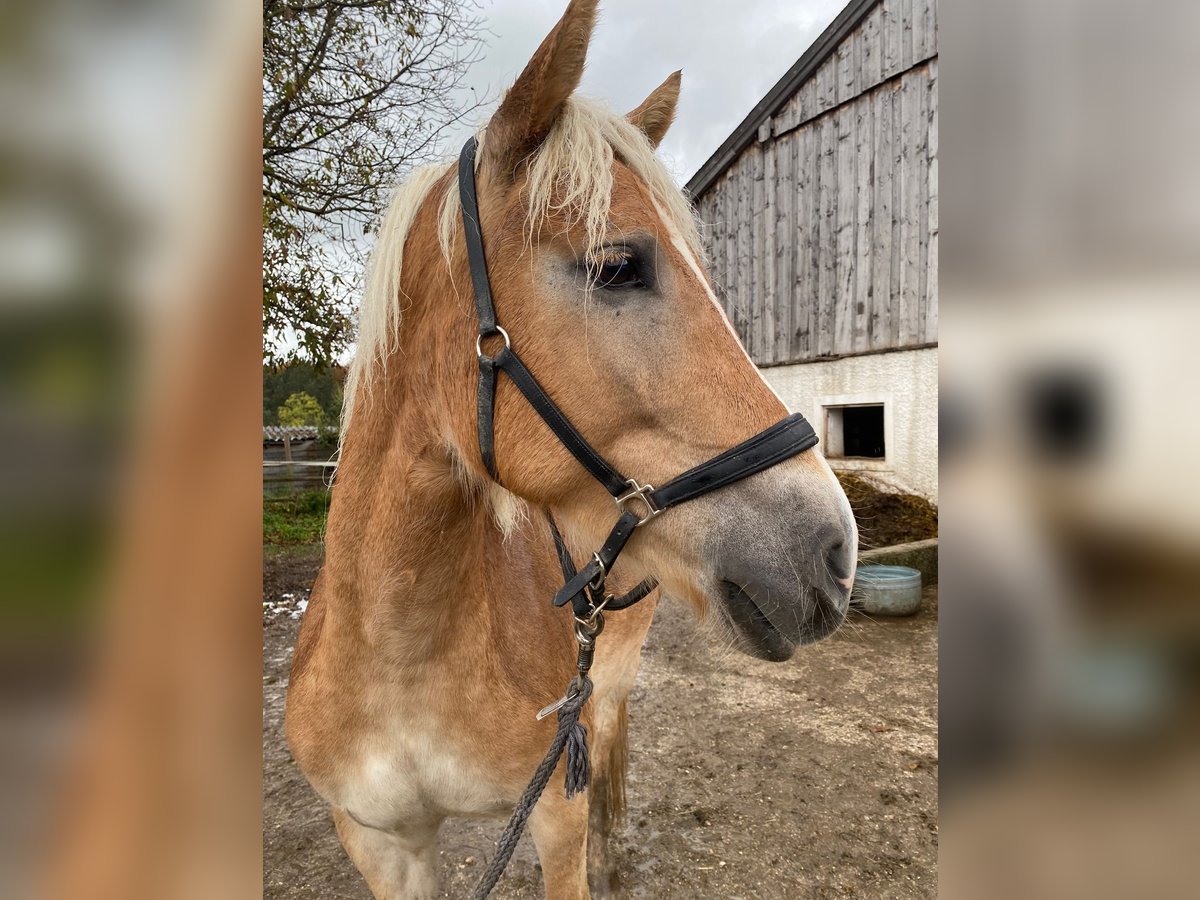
[714,520,855,660]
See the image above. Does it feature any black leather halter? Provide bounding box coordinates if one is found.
[459,136,819,620]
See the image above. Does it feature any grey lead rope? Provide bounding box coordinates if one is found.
[471,675,594,900]
[472,519,614,897]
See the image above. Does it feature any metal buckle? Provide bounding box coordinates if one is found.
[475,325,511,359]
[614,478,661,526]
[588,552,608,590]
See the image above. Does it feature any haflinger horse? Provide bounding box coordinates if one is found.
[285,1,857,897]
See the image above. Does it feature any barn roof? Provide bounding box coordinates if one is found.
[685,0,878,200]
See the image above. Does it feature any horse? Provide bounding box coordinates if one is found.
[284,1,858,897]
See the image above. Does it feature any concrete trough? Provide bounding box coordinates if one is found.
[857,537,938,585]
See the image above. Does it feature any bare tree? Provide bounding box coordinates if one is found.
[263,0,484,364]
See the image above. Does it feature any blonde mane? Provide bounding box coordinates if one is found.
[341,94,704,444]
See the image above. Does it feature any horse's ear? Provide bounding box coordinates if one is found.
[627,70,681,149]
[484,0,598,179]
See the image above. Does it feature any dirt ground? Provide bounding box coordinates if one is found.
[264,549,938,899]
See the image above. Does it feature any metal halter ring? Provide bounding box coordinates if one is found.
[475,325,511,360]
[575,591,613,629]
[614,478,661,526]
[574,610,605,644]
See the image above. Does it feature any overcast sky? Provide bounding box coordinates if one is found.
[446,0,846,184]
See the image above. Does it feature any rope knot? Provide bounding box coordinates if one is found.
[558,676,593,799]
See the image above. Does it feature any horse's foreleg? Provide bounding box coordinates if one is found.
[332,808,440,900]
[587,693,629,899]
[586,596,656,897]
[529,785,591,900]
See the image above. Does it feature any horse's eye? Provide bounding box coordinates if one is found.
[591,256,643,289]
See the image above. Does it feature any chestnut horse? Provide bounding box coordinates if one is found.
[285,1,857,897]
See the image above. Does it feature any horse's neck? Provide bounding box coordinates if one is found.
[320,248,568,679]
[324,392,559,678]
[324,400,483,648]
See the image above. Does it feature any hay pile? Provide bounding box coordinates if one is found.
[836,473,938,550]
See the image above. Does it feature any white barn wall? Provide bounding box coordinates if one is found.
[763,346,938,500]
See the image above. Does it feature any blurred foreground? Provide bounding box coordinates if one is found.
[0,0,261,897]
[941,0,1200,896]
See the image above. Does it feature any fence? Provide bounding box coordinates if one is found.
[263,432,337,495]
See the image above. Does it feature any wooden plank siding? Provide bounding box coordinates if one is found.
[689,0,937,366]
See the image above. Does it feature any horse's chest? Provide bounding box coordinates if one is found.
[336,715,515,830]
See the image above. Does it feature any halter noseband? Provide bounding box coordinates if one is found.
[458,136,819,620]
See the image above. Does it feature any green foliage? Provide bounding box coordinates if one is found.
[277,391,327,427]
[263,361,343,425]
[264,489,330,546]
[263,0,485,365]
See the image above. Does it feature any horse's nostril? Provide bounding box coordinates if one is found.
[824,535,854,582]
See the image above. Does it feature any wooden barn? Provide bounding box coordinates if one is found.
[687,0,938,499]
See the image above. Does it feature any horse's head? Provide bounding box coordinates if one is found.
[444,0,857,658]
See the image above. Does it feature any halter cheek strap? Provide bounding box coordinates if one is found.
[457,135,818,619]
[459,139,504,481]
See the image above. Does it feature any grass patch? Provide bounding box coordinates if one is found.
[264,489,330,546]
[0,517,108,629]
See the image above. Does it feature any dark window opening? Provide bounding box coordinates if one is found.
[826,404,885,459]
